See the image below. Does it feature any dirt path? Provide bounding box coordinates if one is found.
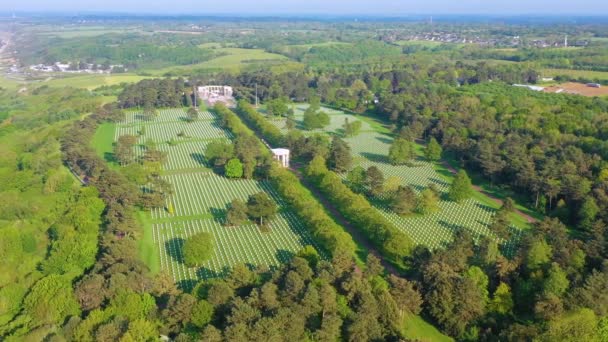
[289,163,402,276]
[441,162,537,223]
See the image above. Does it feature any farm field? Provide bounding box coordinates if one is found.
[544,82,608,97]
[541,68,608,81]
[147,48,298,75]
[266,104,526,255]
[41,73,153,90]
[110,108,325,289]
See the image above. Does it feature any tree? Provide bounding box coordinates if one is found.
[187,107,198,122]
[247,192,277,226]
[425,137,443,161]
[225,158,244,178]
[388,138,414,165]
[416,188,440,214]
[365,166,385,197]
[183,232,214,267]
[391,185,417,215]
[343,118,362,137]
[225,199,248,226]
[327,136,352,172]
[191,300,214,328]
[346,166,366,192]
[205,140,234,167]
[543,263,569,297]
[115,135,138,165]
[489,282,514,315]
[267,98,289,116]
[490,207,511,240]
[448,170,473,203]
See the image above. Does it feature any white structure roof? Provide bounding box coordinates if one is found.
[271,148,290,155]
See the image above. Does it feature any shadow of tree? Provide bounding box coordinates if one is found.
[376,136,393,145]
[190,153,207,166]
[276,249,296,264]
[165,237,185,264]
[429,177,450,187]
[475,202,497,213]
[209,207,226,224]
[360,152,389,164]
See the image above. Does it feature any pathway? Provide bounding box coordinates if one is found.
[289,162,402,276]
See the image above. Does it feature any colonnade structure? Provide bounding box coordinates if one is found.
[197,85,235,106]
[271,148,290,168]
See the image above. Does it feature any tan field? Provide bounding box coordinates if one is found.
[544,82,608,97]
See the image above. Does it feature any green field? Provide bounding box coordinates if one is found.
[41,73,153,90]
[148,48,296,75]
[108,108,325,290]
[541,68,608,80]
[266,104,527,255]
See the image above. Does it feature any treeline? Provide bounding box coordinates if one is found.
[269,165,357,257]
[22,33,221,69]
[118,78,192,109]
[305,156,414,268]
[235,100,284,146]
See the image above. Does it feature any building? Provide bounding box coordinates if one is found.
[271,148,290,168]
[197,85,235,106]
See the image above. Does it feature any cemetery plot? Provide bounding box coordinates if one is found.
[121,108,216,124]
[151,171,286,220]
[111,107,323,286]
[153,211,324,290]
[115,120,232,143]
[345,131,524,255]
[263,104,526,254]
[265,103,372,134]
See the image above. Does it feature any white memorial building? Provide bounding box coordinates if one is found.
[271,148,290,168]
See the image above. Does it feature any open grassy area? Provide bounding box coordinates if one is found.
[91,122,118,168]
[401,314,454,342]
[147,48,296,75]
[137,210,160,274]
[41,73,153,90]
[541,68,608,81]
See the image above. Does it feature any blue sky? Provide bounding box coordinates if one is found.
[3,0,607,15]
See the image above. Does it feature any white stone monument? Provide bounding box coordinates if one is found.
[271,148,290,168]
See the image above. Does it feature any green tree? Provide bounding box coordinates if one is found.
[489,282,514,315]
[191,300,214,328]
[490,207,511,240]
[23,275,80,327]
[448,170,473,203]
[388,138,414,165]
[416,188,440,214]
[543,263,569,297]
[267,98,289,116]
[224,158,244,178]
[343,118,362,137]
[183,232,214,267]
[225,199,248,226]
[425,137,443,161]
[187,107,198,122]
[346,166,366,192]
[205,140,234,167]
[391,185,416,215]
[365,166,385,197]
[327,136,352,172]
[247,192,277,226]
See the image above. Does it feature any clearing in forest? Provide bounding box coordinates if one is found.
[110,108,324,290]
[266,104,526,256]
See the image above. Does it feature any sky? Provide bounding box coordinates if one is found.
[2,0,608,16]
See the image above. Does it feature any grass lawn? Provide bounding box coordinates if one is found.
[541,68,608,81]
[137,210,160,274]
[401,314,454,342]
[42,74,152,90]
[147,48,296,75]
[91,122,118,169]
